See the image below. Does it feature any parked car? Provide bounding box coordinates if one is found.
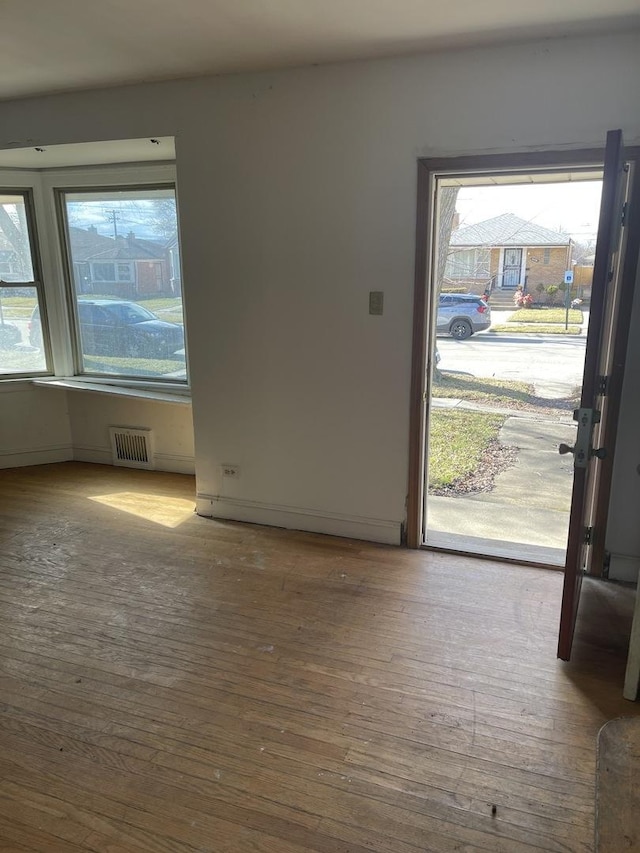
[0,320,21,349]
[437,293,491,340]
[29,299,184,359]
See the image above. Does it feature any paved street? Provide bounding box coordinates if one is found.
[437,330,587,397]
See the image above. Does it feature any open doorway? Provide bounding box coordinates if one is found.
[408,133,640,663]
[410,158,606,565]
[426,171,603,564]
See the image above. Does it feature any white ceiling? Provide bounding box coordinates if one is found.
[1,0,639,101]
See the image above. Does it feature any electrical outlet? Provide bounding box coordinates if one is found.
[220,464,240,479]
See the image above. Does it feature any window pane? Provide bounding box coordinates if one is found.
[62,187,186,381]
[0,194,35,282]
[0,286,48,375]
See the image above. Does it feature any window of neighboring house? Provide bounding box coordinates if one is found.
[444,247,490,280]
[58,185,186,382]
[0,190,50,377]
[90,262,134,283]
[543,247,551,264]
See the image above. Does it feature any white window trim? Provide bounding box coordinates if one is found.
[0,163,189,390]
[0,180,54,378]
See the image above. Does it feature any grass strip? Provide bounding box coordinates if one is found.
[433,370,580,412]
[491,324,582,335]
[428,409,505,489]
[434,373,533,405]
[508,308,583,324]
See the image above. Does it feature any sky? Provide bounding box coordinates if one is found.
[66,193,176,242]
[454,181,603,245]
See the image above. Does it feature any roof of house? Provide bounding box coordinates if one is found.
[69,227,166,262]
[450,213,571,248]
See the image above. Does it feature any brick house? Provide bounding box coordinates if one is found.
[444,212,573,298]
[69,226,172,298]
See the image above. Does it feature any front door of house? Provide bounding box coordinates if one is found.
[502,247,522,288]
[558,129,640,660]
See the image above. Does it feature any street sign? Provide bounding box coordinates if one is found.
[564,270,574,285]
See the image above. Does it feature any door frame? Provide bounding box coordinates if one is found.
[407,147,640,550]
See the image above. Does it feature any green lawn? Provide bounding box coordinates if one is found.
[139,297,183,314]
[429,409,506,489]
[491,324,582,335]
[508,308,583,324]
[83,354,186,377]
[0,295,37,318]
[435,373,533,405]
[434,371,580,411]
[0,349,48,374]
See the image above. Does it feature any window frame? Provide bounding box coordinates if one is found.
[0,186,53,379]
[54,175,188,387]
[0,163,188,394]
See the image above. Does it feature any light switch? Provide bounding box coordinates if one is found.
[369,291,384,315]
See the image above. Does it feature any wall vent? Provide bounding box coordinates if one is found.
[109,427,154,469]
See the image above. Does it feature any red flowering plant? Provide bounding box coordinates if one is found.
[515,292,533,308]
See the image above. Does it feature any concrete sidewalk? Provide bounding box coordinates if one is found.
[426,412,576,565]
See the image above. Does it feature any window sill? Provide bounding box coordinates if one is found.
[32,378,191,406]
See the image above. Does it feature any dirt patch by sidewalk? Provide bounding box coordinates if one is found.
[429,438,519,497]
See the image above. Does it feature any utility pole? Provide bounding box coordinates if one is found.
[109,210,118,239]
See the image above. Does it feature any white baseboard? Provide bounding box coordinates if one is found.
[196,494,401,545]
[608,553,640,583]
[0,444,73,469]
[73,445,195,475]
[155,453,195,475]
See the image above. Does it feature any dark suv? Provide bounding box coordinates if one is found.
[30,299,184,359]
[437,293,491,340]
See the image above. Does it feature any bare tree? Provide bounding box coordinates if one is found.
[435,186,459,295]
[0,202,32,279]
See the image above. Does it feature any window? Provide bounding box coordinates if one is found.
[0,191,50,377]
[59,186,186,381]
[444,247,490,280]
[543,247,551,264]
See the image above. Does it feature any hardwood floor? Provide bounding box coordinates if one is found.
[0,462,637,852]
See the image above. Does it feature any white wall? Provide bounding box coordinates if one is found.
[0,383,71,467]
[1,30,639,542]
[68,393,194,474]
[0,384,194,474]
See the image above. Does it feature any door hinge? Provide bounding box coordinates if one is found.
[584,526,593,546]
[622,201,628,227]
[596,375,609,395]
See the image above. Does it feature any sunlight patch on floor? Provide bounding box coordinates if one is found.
[88,491,194,527]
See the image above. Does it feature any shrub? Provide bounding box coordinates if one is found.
[515,292,533,308]
[546,285,560,305]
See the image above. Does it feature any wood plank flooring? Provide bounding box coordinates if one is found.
[0,462,638,852]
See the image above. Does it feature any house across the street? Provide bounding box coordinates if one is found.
[68,226,175,298]
[445,212,579,298]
